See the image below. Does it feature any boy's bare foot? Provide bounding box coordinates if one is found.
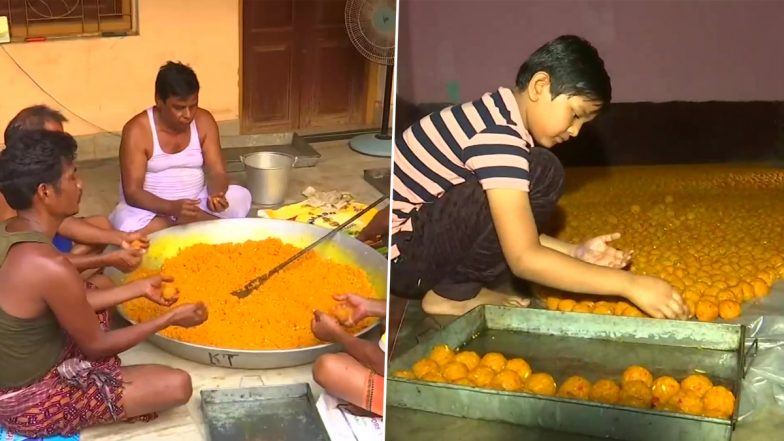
[421,288,530,316]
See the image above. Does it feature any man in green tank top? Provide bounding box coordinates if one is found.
[1,105,148,287]
[0,130,208,438]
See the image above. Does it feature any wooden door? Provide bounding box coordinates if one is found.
[241,0,367,133]
[241,0,300,132]
[297,0,367,129]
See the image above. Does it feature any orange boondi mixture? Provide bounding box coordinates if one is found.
[122,238,379,349]
[537,165,784,321]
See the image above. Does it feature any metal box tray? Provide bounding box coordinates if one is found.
[387,305,748,441]
[201,383,330,441]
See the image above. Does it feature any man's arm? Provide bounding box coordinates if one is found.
[120,117,180,217]
[333,330,385,374]
[64,247,141,273]
[58,217,124,247]
[35,251,173,360]
[365,298,387,319]
[357,206,390,244]
[198,110,229,197]
[66,252,116,272]
[488,190,633,295]
[85,281,144,311]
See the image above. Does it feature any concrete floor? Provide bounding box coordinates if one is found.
[75,140,390,440]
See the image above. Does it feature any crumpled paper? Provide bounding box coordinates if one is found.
[301,186,354,210]
[258,187,378,237]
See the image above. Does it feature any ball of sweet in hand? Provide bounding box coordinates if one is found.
[331,303,353,323]
[162,284,178,298]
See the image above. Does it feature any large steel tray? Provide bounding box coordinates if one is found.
[387,305,749,441]
[105,217,387,369]
[201,383,330,441]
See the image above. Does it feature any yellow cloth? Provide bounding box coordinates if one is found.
[261,201,377,236]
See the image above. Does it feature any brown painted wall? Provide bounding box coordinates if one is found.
[397,0,784,104]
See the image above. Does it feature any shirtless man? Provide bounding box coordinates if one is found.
[0,130,208,437]
[2,106,147,285]
[110,61,252,235]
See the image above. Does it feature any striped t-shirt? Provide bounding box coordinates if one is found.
[391,87,534,260]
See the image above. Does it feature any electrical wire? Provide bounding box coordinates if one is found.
[1,44,121,137]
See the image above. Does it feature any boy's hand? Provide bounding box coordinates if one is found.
[332,294,370,325]
[168,303,208,328]
[311,310,346,342]
[626,275,687,320]
[120,231,149,251]
[207,193,229,213]
[174,199,202,224]
[574,233,631,269]
[110,248,144,273]
[356,207,389,246]
[138,274,179,306]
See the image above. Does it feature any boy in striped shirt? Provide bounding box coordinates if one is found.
[391,35,687,320]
